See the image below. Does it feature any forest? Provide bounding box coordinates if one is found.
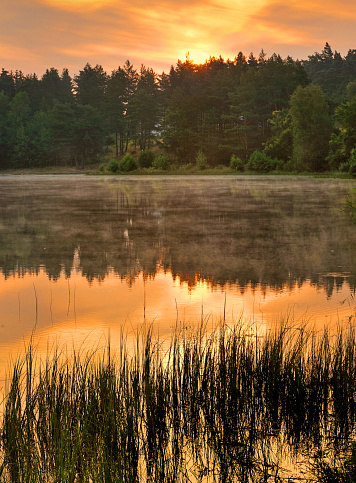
[1,42,356,174]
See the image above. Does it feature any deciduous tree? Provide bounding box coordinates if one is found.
[290,84,332,171]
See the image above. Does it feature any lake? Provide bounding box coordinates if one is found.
[0,174,355,379]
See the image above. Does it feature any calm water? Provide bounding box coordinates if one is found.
[0,175,355,377]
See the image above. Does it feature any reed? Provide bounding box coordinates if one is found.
[1,320,356,481]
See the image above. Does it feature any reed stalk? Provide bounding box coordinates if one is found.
[1,320,356,481]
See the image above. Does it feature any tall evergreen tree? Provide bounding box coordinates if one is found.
[130,65,159,150]
[0,69,15,98]
[7,91,31,167]
[40,68,63,108]
[74,63,107,112]
[0,91,10,167]
[106,66,128,156]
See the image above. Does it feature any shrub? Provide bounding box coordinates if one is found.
[153,154,171,170]
[108,159,119,173]
[247,150,281,173]
[196,150,208,170]
[119,154,138,172]
[138,150,155,168]
[230,154,244,171]
[339,161,351,173]
[348,148,356,176]
[98,163,105,173]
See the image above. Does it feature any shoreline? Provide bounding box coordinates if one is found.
[0,166,354,179]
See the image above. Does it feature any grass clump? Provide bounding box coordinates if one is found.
[2,322,356,481]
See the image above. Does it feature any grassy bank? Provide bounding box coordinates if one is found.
[1,322,356,482]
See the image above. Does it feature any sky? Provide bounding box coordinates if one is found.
[0,0,355,76]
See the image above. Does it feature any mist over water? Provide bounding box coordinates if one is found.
[0,174,355,366]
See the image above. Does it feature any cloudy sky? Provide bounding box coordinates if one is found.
[1,0,355,76]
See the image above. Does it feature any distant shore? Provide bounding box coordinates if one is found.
[1,165,355,179]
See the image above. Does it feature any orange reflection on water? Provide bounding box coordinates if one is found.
[0,268,354,385]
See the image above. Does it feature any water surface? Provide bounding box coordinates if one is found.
[0,175,355,376]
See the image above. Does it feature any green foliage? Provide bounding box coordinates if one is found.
[130,66,159,151]
[304,43,356,101]
[346,81,356,100]
[247,150,281,172]
[229,154,244,171]
[48,102,76,164]
[263,109,293,162]
[74,104,105,167]
[7,92,32,168]
[26,110,53,167]
[138,149,155,168]
[99,163,105,172]
[290,84,333,171]
[348,148,356,176]
[152,153,171,170]
[40,67,73,108]
[108,159,119,172]
[163,88,201,164]
[74,63,107,113]
[195,149,208,170]
[1,47,356,172]
[0,92,10,168]
[339,161,351,173]
[335,98,356,156]
[119,153,138,172]
[328,133,346,170]
[224,55,309,161]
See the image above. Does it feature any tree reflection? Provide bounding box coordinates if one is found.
[0,176,355,298]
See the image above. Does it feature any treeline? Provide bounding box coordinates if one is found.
[1,42,356,172]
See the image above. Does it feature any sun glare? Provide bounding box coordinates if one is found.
[186,51,211,65]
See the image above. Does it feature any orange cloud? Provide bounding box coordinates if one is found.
[246,0,356,56]
[0,40,40,63]
[0,0,354,76]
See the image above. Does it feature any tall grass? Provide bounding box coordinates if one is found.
[1,321,356,481]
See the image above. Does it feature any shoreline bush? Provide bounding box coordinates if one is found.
[138,150,155,168]
[152,153,171,170]
[247,150,282,173]
[108,158,119,172]
[230,154,244,171]
[196,150,208,170]
[119,153,138,172]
